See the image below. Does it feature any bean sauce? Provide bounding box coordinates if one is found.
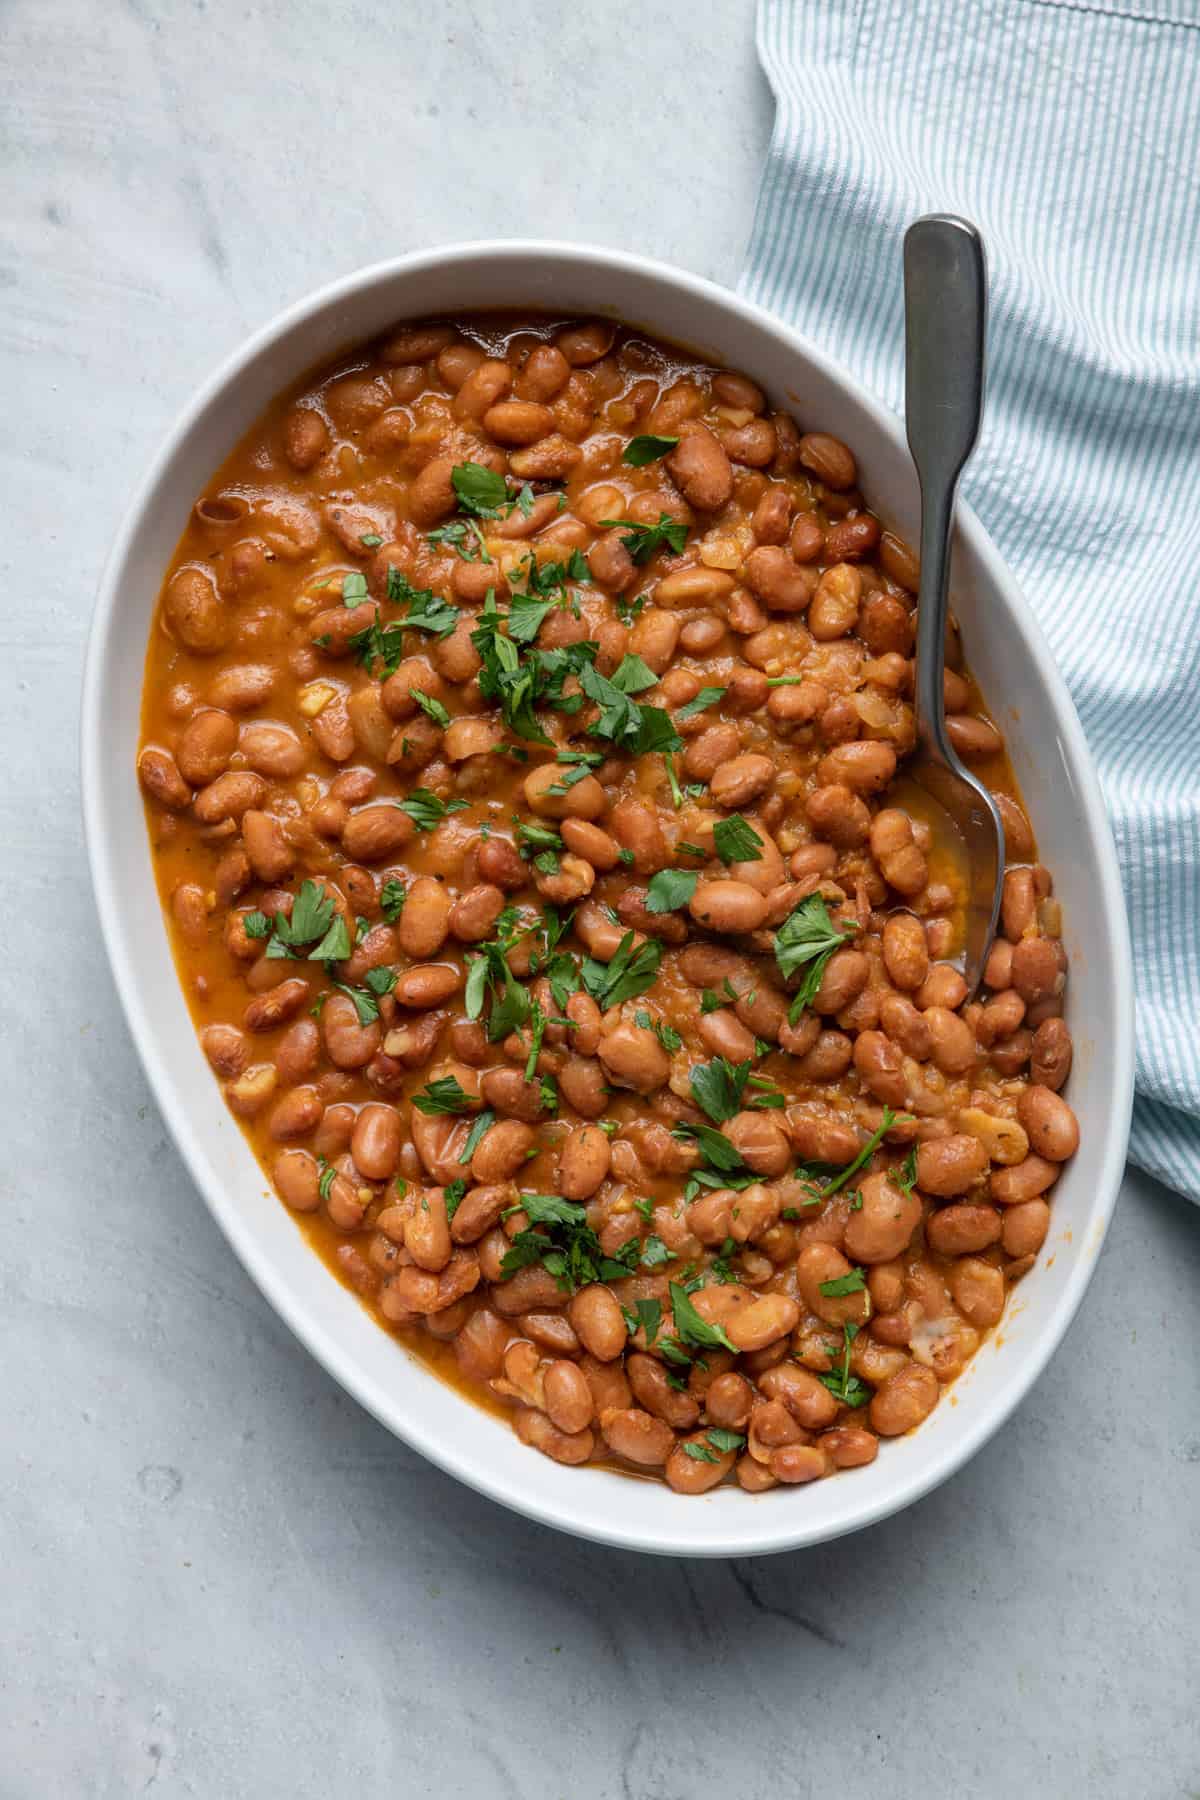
[137,314,1077,1493]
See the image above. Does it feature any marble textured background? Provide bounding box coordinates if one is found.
[3,2,1197,1793]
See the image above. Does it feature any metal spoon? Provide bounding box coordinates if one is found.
[902,212,1005,997]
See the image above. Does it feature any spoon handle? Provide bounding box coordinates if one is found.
[904,214,987,749]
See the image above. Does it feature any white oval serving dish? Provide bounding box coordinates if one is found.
[82,242,1134,1556]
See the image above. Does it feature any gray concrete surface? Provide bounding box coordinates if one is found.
[2,2,1197,1793]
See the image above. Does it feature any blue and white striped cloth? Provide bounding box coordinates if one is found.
[742,0,1200,1201]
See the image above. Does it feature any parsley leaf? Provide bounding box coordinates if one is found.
[675,685,726,721]
[704,1427,746,1453]
[332,981,381,1026]
[451,461,509,516]
[811,1108,906,1202]
[640,1234,672,1269]
[500,1193,636,1293]
[712,816,764,864]
[400,789,470,831]
[817,1322,871,1408]
[645,868,698,913]
[626,1296,662,1344]
[683,1442,720,1464]
[819,1268,867,1297]
[775,893,860,1018]
[623,433,679,467]
[412,1076,475,1116]
[410,688,450,728]
[689,1057,750,1124]
[599,512,688,565]
[259,879,351,965]
[609,653,659,695]
[669,1281,736,1354]
[443,1179,467,1221]
[458,1109,496,1165]
[580,931,662,1010]
[890,1146,919,1198]
[379,879,407,923]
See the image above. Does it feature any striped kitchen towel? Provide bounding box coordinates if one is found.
[742,0,1200,1200]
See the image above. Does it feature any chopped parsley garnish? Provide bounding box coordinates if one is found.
[411,1076,475,1116]
[399,788,470,831]
[810,1107,907,1202]
[689,1057,751,1124]
[254,879,351,965]
[622,433,679,467]
[599,512,688,565]
[451,461,509,516]
[379,878,407,923]
[645,868,698,913]
[500,1193,640,1292]
[443,1179,467,1221]
[704,1427,746,1453]
[410,688,451,728]
[331,973,392,1026]
[623,1296,663,1344]
[580,931,662,1010]
[669,1281,736,1354]
[458,1109,496,1164]
[316,1156,336,1201]
[712,816,764,864]
[359,532,383,549]
[635,1009,682,1053]
[675,685,726,721]
[818,1322,871,1408]
[699,978,741,1014]
[639,1234,672,1269]
[579,661,681,758]
[775,893,861,1019]
[890,1145,919,1198]
[818,1267,867,1297]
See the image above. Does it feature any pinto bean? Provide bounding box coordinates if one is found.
[193,770,266,825]
[991,1154,1061,1204]
[665,422,734,511]
[688,879,768,934]
[869,1362,938,1435]
[394,964,462,1008]
[817,740,896,795]
[600,1408,676,1467]
[558,1124,612,1200]
[597,1023,670,1096]
[524,763,606,820]
[709,755,775,809]
[344,1103,400,1180]
[480,1066,549,1121]
[843,1172,922,1264]
[164,565,228,652]
[342,804,415,863]
[565,1285,627,1363]
[1016,1086,1079,1161]
[175,709,238,787]
[916,1134,988,1197]
[725,1293,799,1352]
[744,546,818,613]
[947,1256,1006,1328]
[273,1148,322,1212]
[758,1362,839,1430]
[1030,1017,1073,1091]
[627,1354,700,1430]
[138,746,192,810]
[926,1203,1003,1256]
